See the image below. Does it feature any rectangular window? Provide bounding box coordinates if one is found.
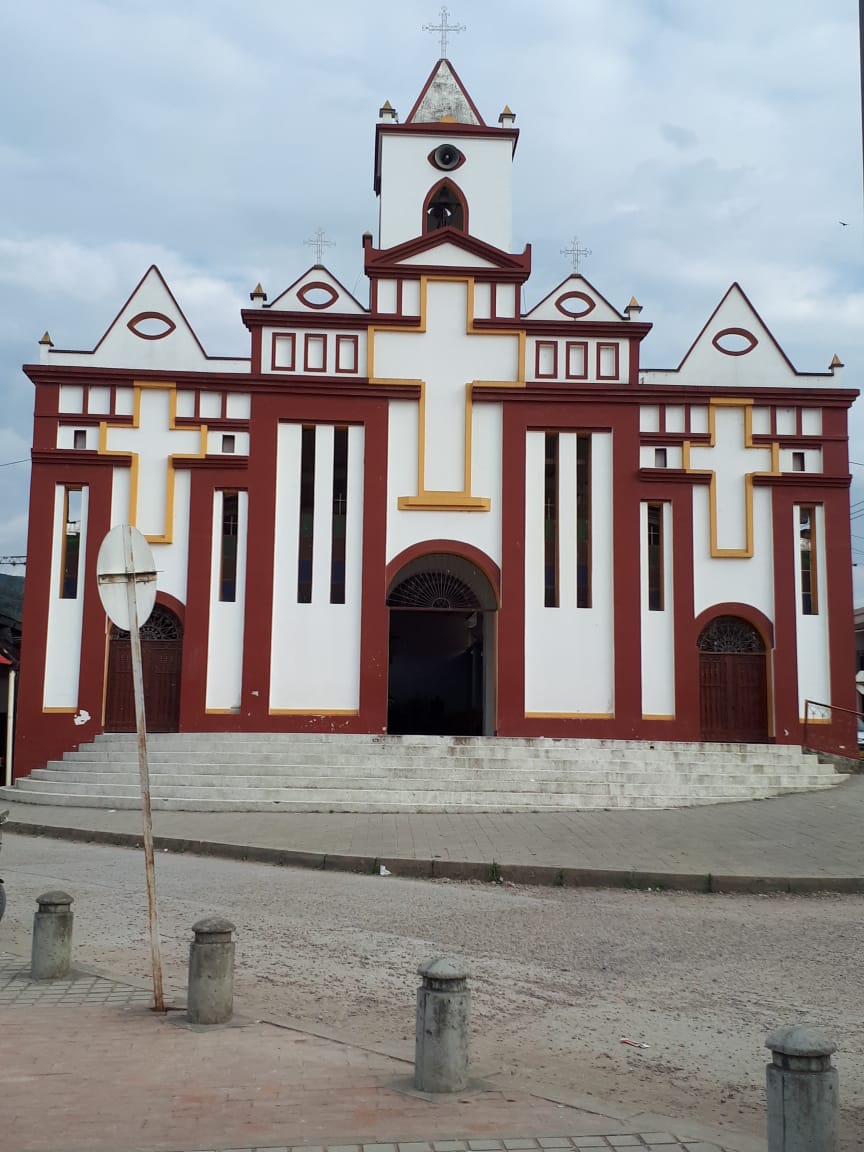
[647,503,664,612]
[304,333,327,372]
[222,433,236,454]
[654,447,667,468]
[297,426,316,603]
[60,487,82,599]
[73,429,87,451]
[330,427,349,604]
[272,333,296,370]
[219,491,239,602]
[597,343,619,380]
[799,505,818,615]
[535,341,558,379]
[544,432,558,607]
[792,451,805,472]
[565,341,588,380]
[576,435,592,608]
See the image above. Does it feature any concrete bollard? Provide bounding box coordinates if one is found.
[187,916,235,1025]
[766,1024,839,1152]
[414,957,470,1093]
[30,891,74,980]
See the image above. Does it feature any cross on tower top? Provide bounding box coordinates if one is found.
[304,227,336,266]
[561,236,592,274]
[422,6,465,59]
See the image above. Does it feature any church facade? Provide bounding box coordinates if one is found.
[13,58,858,777]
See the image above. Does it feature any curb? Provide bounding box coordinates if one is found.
[6,818,864,895]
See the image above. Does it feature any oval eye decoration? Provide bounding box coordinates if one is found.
[555,291,596,318]
[429,143,465,171]
[298,282,338,309]
[127,312,176,340]
[712,327,758,356]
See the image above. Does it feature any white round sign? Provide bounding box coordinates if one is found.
[96,525,157,632]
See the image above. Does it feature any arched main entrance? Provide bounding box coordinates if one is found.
[386,554,496,736]
[104,604,183,732]
[697,615,769,742]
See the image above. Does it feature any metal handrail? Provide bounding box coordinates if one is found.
[803,699,860,752]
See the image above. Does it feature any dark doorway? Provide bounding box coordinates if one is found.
[386,558,496,736]
[105,604,183,732]
[698,615,769,742]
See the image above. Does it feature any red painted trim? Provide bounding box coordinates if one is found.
[427,144,466,172]
[597,342,620,381]
[671,284,802,376]
[554,292,596,319]
[422,178,469,236]
[297,281,340,310]
[527,274,628,322]
[271,332,296,372]
[363,229,531,277]
[126,311,177,341]
[693,603,775,652]
[711,327,759,356]
[564,341,588,381]
[385,541,501,606]
[303,333,328,373]
[534,340,558,380]
[771,488,800,742]
[335,334,359,374]
[266,267,367,314]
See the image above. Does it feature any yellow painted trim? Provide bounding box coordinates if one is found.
[642,714,675,721]
[682,398,779,559]
[204,708,241,715]
[368,275,525,509]
[524,712,614,720]
[801,715,831,724]
[99,381,207,544]
[42,707,77,714]
[268,709,360,716]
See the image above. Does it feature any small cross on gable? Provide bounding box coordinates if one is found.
[561,236,592,274]
[99,383,207,543]
[683,399,779,558]
[304,228,335,266]
[422,6,466,59]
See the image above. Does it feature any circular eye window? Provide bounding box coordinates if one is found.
[429,144,465,171]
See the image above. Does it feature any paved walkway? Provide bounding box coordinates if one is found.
[3,774,864,892]
[0,951,753,1152]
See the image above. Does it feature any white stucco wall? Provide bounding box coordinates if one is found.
[269,423,364,711]
[43,484,89,709]
[795,504,830,716]
[206,490,248,711]
[640,501,675,717]
[692,485,774,619]
[524,431,614,714]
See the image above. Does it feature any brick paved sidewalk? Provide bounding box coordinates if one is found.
[0,953,750,1152]
[3,774,864,892]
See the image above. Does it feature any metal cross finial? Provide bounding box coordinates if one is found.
[423,6,465,59]
[561,236,592,273]
[304,227,336,265]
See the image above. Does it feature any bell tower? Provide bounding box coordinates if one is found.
[374,57,519,253]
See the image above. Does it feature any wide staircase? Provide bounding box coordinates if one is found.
[0,732,848,812]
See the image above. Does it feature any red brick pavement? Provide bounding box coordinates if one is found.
[0,1006,626,1152]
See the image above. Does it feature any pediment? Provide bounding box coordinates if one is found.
[267,266,367,314]
[525,275,626,322]
[364,229,531,277]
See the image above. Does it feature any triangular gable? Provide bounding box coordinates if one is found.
[407,59,485,126]
[44,266,248,371]
[267,266,367,314]
[665,283,803,385]
[524,274,626,322]
[364,228,531,276]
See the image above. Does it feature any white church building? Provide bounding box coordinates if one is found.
[12,53,859,781]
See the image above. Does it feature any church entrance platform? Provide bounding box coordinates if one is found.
[0,731,848,814]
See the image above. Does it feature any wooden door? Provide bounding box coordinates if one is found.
[105,606,182,732]
[698,616,768,742]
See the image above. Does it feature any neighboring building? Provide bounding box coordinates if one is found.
[13,56,859,778]
[0,573,23,771]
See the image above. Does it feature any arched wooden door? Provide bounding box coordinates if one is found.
[697,615,769,742]
[104,605,183,732]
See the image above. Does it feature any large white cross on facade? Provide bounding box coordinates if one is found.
[99,383,206,543]
[368,276,524,511]
[683,399,779,557]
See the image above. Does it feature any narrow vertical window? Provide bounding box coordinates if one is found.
[60,487,82,599]
[543,432,558,607]
[297,426,316,603]
[330,427,349,604]
[800,505,818,615]
[792,451,805,472]
[647,503,664,612]
[73,429,87,450]
[219,491,239,602]
[576,435,592,608]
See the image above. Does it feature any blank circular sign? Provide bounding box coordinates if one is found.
[96,525,157,632]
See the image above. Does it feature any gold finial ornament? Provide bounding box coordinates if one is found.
[830,354,843,369]
[39,331,53,346]
[249,283,267,302]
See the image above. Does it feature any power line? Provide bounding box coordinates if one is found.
[0,458,28,468]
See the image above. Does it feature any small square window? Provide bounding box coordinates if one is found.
[792,451,805,472]
[654,448,667,468]
[73,429,87,451]
[222,434,236,454]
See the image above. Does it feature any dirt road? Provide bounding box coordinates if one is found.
[2,834,861,1149]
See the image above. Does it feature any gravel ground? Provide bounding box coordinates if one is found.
[1,834,861,1150]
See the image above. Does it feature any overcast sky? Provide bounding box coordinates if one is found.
[2,1,862,592]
